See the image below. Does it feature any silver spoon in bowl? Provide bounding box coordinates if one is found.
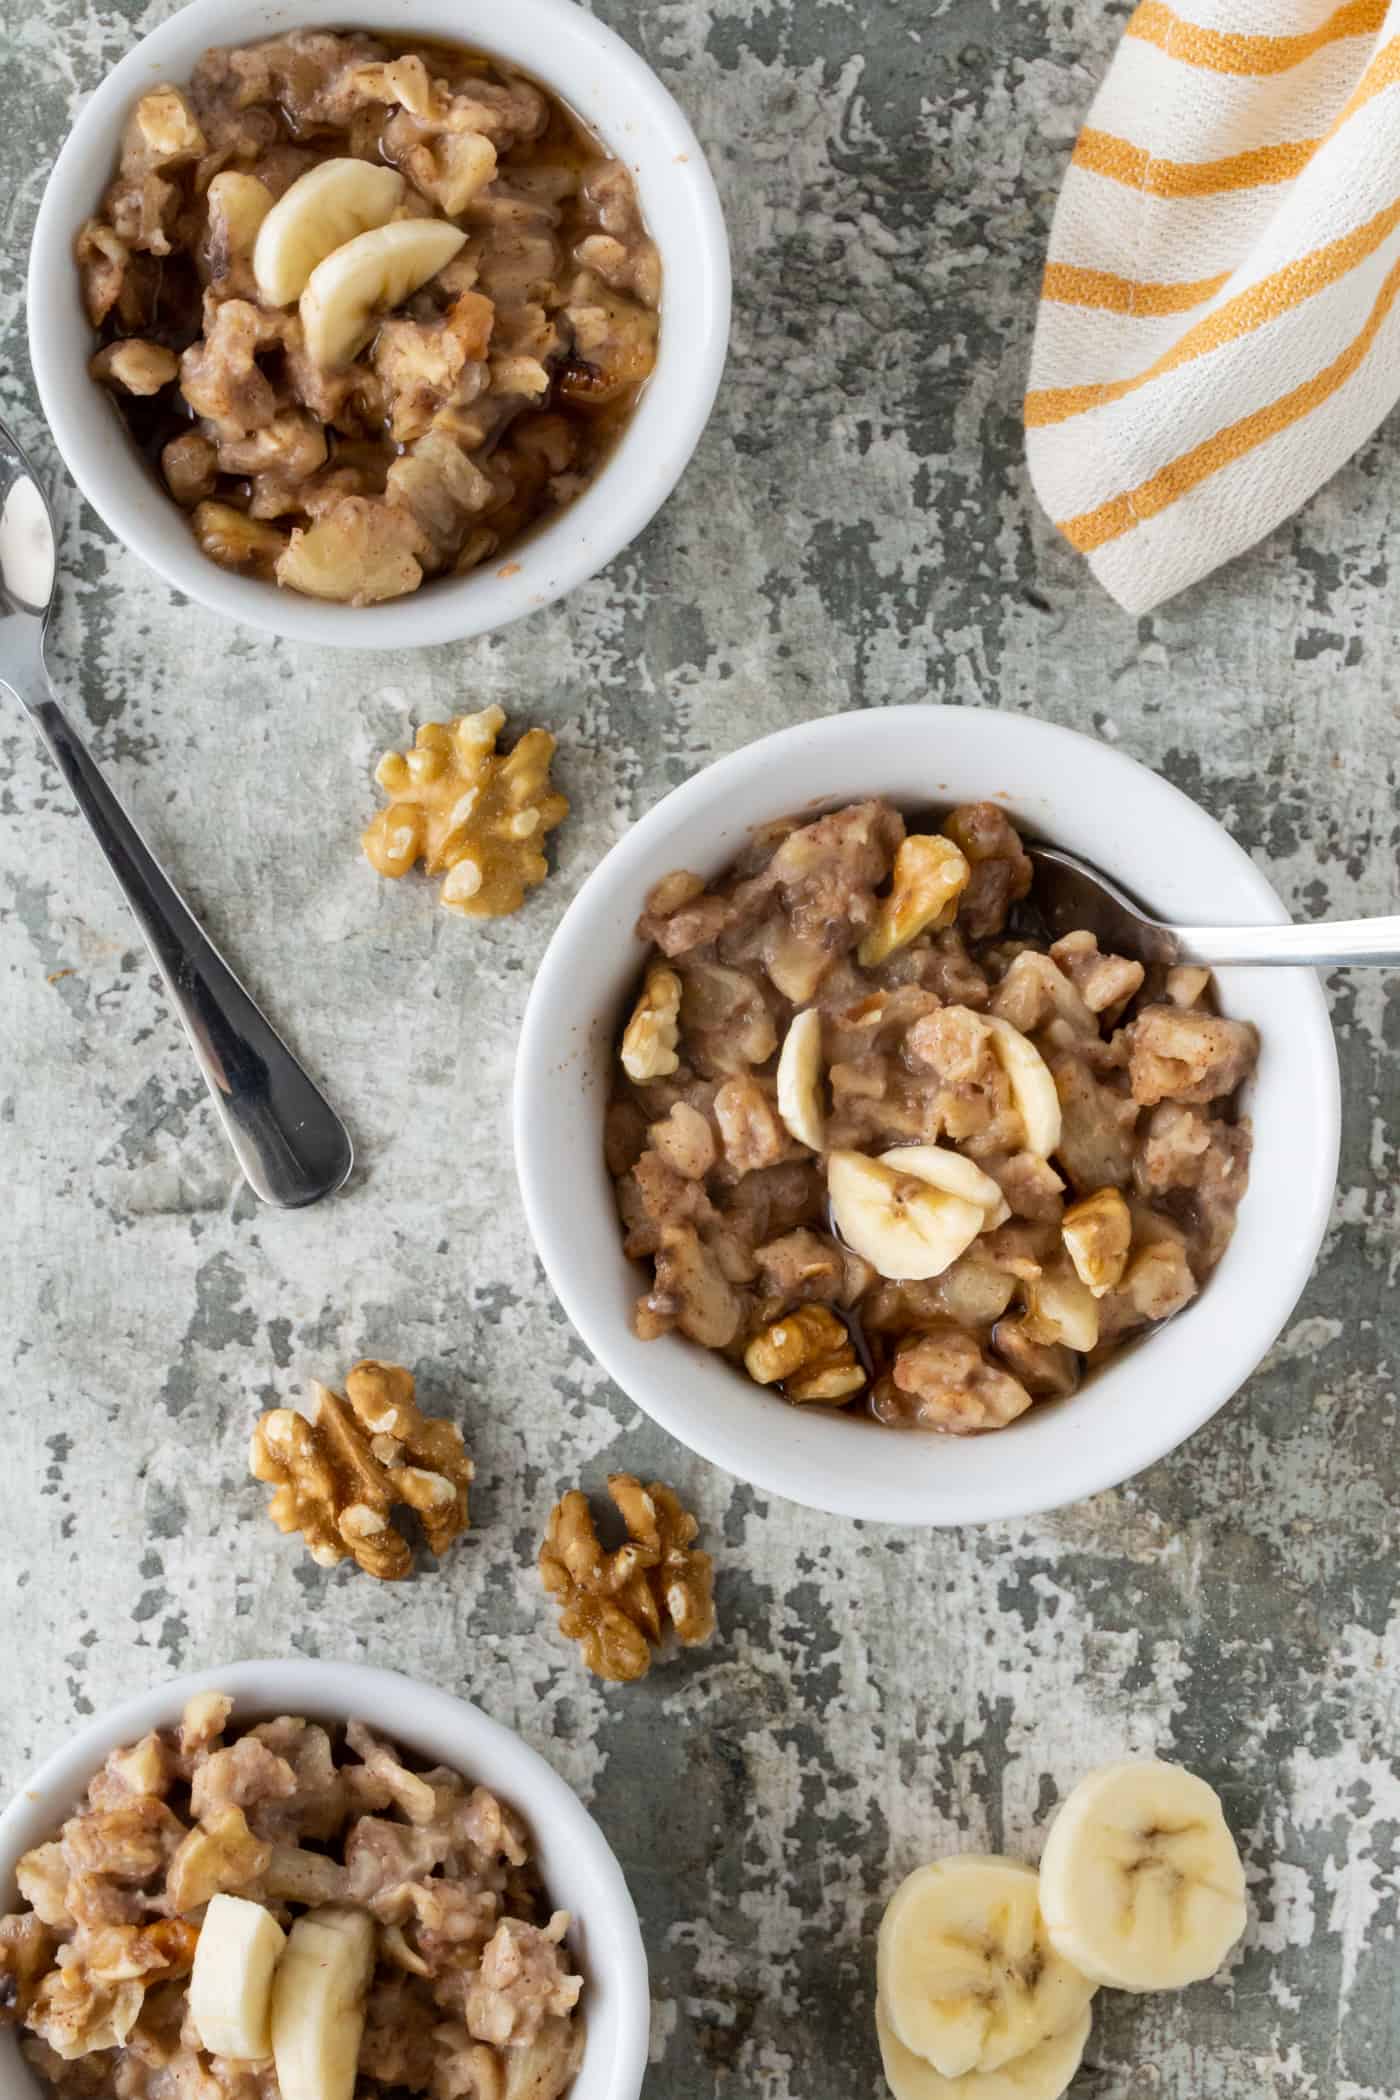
[1027,844,1400,967]
[0,414,353,1207]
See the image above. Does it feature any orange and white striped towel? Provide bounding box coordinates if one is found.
[1025,0,1400,612]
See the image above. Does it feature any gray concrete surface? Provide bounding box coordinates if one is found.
[3,1,1399,2094]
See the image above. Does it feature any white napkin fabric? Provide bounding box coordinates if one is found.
[1025,0,1400,612]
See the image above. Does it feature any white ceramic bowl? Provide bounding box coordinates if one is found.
[514,706,1341,1527]
[0,1660,649,2100]
[27,0,729,649]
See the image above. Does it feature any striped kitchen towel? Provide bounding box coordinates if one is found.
[1025,0,1400,613]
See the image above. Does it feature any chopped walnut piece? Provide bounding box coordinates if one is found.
[539,1475,716,1683]
[873,1326,1033,1434]
[178,1692,233,1760]
[620,965,682,1082]
[250,1359,474,1580]
[858,835,971,966]
[1126,1006,1260,1107]
[88,341,178,396]
[28,1965,145,2060]
[130,87,207,165]
[1166,965,1211,1009]
[744,1304,865,1402]
[0,1914,57,2024]
[191,501,287,577]
[75,220,130,327]
[362,706,568,919]
[1049,930,1145,1017]
[162,1806,269,1915]
[160,432,218,509]
[276,494,424,606]
[941,802,1033,939]
[1061,1187,1132,1298]
[464,1916,582,2049]
[203,170,274,295]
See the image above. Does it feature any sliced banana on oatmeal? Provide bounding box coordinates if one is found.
[878,1856,1096,2078]
[880,1145,1010,1231]
[270,1905,376,2100]
[985,1017,1061,1159]
[253,157,406,305]
[299,217,467,367]
[1038,1759,1247,1992]
[189,1893,286,2060]
[827,1150,984,1282]
[776,1008,825,1150]
[875,1999,1091,2100]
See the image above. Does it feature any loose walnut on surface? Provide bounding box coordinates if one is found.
[362,705,568,917]
[250,1359,474,1580]
[539,1475,717,1683]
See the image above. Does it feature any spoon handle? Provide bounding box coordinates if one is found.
[29,694,353,1207]
[1176,918,1400,968]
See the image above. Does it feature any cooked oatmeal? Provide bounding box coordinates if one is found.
[607,799,1259,1433]
[0,1696,584,2100]
[77,30,660,604]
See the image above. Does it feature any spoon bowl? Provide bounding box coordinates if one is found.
[1029,841,1400,969]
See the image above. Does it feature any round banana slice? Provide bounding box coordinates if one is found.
[776,1008,825,1150]
[1038,1759,1247,1992]
[985,1017,1061,1159]
[880,1145,1010,1231]
[878,1856,1096,2078]
[827,1151,983,1282]
[189,1893,286,2060]
[271,1905,376,2100]
[299,218,467,368]
[253,158,406,306]
[875,1999,1092,2100]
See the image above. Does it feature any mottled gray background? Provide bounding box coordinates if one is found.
[2,1,1398,2094]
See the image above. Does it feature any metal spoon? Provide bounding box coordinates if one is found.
[1028,843,1400,969]
[0,415,353,1207]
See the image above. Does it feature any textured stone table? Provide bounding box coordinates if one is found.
[3,2,1399,2094]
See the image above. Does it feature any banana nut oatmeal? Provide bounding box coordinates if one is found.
[76,30,660,604]
[606,799,1259,1433]
[0,1695,584,2100]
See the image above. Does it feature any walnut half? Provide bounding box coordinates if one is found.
[250,1360,474,1580]
[362,706,568,918]
[539,1475,716,1683]
[744,1304,865,1402]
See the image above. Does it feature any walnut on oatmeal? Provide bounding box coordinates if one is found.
[250,1359,474,1579]
[607,799,1260,1434]
[539,1475,716,1683]
[1,1698,585,2100]
[361,705,567,917]
[78,30,661,604]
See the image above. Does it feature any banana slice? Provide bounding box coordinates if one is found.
[985,1017,1061,1159]
[878,1855,1095,2078]
[1038,1759,1247,1992]
[827,1151,984,1282]
[875,2000,1091,2100]
[299,218,467,368]
[188,1893,286,2060]
[776,1009,825,1150]
[270,1905,376,2100]
[253,158,406,306]
[880,1146,1010,1231]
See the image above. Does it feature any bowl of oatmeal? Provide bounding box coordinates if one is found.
[26,0,728,648]
[0,1660,649,2100]
[513,706,1340,1526]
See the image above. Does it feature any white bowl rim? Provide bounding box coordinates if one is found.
[26,0,730,650]
[0,1658,650,2100]
[513,704,1342,1527]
